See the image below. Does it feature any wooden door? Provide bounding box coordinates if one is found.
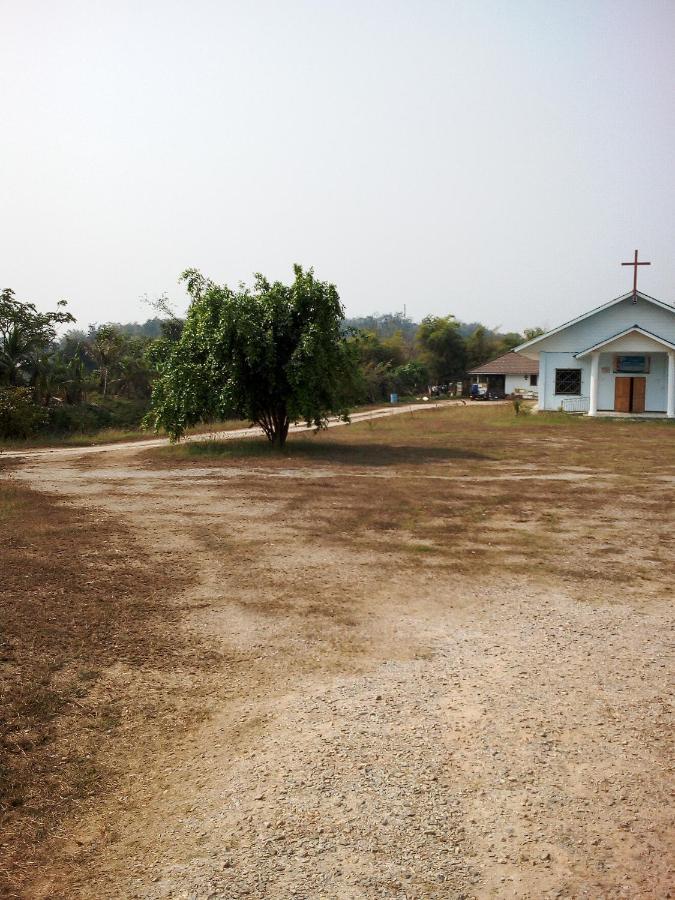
[632,377,646,413]
[614,377,630,412]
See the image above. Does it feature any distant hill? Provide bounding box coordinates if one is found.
[108,317,167,338]
[344,314,522,346]
[344,313,417,340]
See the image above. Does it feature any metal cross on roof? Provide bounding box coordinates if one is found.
[621,249,651,301]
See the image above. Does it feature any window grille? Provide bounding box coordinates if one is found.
[555,369,581,395]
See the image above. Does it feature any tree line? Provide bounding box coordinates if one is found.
[351,312,542,403]
[0,272,543,442]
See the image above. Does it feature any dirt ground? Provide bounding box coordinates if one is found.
[2,404,673,899]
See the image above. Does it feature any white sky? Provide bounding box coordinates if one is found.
[2,0,674,332]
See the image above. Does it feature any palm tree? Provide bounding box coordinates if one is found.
[87,325,125,398]
[0,322,48,385]
[0,288,74,386]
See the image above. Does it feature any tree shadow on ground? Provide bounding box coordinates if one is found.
[183,438,493,467]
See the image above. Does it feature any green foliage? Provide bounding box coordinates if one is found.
[465,325,493,370]
[148,265,361,446]
[354,329,418,402]
[0,284,544,443]
[416,315,467,383]
[359,361,393,403]
[87,325,127,397]
[344,312,416,341]
[464,325,526,369]
[46,397,149,434]
[0,387,48,438]
[358,330,409,368]
[497,331,524,353]
[0,289,74,387]
[391,360,429,395]
[523,326,546,341]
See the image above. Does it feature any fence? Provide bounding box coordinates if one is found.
[560,396,590,413]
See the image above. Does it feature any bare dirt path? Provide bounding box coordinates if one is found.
[7,408,673,899]
[0,401,452,460]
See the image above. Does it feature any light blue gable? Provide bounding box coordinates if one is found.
[522,294,675,354]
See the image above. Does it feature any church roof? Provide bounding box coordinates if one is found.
[467,350,539,376]
[515,290,675,353]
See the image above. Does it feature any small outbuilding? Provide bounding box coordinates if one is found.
[467,351,539,398]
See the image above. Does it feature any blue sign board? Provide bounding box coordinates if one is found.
[614,355,649,374]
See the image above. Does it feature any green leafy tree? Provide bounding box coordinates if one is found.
[0,387,48,438]
[523,326,545,341]
[0,289,74,386]
[416,315,467,384]
[494,331,524,354]
[465,325,496,369]
[148,265,360,446]
[87,325,126,397]
[391,360,429,395]
[113,349,154,399]
[360,361,393,403]
[354,329,411,402]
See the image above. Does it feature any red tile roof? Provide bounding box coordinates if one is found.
[467,351,539,376]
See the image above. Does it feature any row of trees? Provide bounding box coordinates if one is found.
[353,313,543,403]
[0,272,543,442]
[0,288,168,437]
[0,288,162,403]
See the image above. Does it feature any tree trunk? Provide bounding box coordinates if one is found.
[257,409,289,447]
[277,417,289,447]
[261,408,290,448]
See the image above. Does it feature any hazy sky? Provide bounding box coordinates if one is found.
[2,0,674,332]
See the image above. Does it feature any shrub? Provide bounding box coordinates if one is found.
[0,388,48,439]
[46,402,113,434]
[46,397,149,434]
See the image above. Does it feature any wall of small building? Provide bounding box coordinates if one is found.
[505,373,538,395]
[470,373,538,395]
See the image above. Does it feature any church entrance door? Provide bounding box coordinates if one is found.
[632,377,646,412]
[614,376,646,413]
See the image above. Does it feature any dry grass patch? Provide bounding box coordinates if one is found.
[0,464,214,899]
[145,404,675,592]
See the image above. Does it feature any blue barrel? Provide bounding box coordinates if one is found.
[390,393,398,404]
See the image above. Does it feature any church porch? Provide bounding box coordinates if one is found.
[576,330,675,419]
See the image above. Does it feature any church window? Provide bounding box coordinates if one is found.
[555,369,581,395]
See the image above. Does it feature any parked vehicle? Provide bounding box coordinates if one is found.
[470,384,502,401]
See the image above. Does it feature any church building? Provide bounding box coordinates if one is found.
[516,289,675,418]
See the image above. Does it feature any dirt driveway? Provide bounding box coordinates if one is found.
[5,406,674,899]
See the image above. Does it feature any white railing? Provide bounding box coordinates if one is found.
[560,396,590,413]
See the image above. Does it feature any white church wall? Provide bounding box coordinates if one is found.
[540,352,590,410]
[645,354,667,411]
